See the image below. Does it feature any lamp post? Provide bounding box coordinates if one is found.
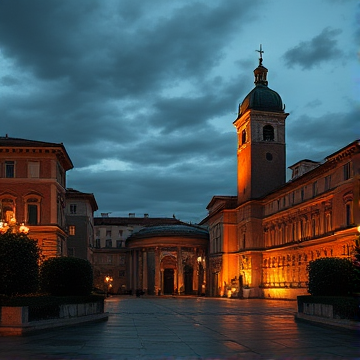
[104,275,113,297]
[0,218,29,234]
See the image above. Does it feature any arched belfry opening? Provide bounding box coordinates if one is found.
[263,125,274,141]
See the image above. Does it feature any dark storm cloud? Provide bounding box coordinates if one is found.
[0,0,258,94]
[0,0,259,146]
[286,109,360,166]
[68,149,237,221]
[0,0,354,223]
[283,27,343,70]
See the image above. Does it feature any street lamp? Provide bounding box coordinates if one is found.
[0,218,29,234]
[104,275,113,297]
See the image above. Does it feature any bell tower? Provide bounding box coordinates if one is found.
[233,46,289,204]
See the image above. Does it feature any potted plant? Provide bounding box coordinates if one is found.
[242,285,251,298]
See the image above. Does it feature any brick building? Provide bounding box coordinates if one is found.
[200,55,360,299]
[0,136,73,258]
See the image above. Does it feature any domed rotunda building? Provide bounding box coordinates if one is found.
[126,224,209,295]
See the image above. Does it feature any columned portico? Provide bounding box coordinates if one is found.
[126,224,208,296]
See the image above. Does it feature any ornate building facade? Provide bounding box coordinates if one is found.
[92,215,193,294]
[126,224,208,296]
[0,136,73,258]
[200,53,360,299]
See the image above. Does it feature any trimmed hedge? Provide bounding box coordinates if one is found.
[40,257,93,296]
[0,231,41,296]
[307,257,356,296]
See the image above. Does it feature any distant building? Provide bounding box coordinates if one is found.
[200,54,360,299]
[0,136,73,258]
[92,215,208,295]
[65,188,98,261]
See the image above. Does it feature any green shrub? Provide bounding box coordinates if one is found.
[40,257,93,296]
[0,230,41,296]
[307,257,356,296]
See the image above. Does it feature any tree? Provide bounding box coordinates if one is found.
[0,230,41,296]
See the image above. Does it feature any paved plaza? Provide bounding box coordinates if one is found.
[0,296,359,359]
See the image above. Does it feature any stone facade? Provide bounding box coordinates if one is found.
[65,189,98,261]
[92,216,185,294]
[126,225,208,295]
[200,56,360,299]
[0,136,73,258]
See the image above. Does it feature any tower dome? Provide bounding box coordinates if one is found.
[238,47,284,116]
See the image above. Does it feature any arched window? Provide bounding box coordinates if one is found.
[24,194,42,226]
[263,125,274,141]
[241,129,246,144]
[0,197,16,223]
[343,192,353,227]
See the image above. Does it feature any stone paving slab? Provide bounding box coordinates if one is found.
[0,296,359,359]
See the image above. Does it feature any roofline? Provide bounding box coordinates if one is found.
[0,136,73,170]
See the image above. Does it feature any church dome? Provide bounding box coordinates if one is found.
[126,224,209,248]
[238,50,284,116]
[127,224,209,241]
[239,84,284,115]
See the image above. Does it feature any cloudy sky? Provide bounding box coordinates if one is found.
[0,0,358,223]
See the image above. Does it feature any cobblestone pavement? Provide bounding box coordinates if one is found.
[0,296,359,359]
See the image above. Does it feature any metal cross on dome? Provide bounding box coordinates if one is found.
[256,44,264,65]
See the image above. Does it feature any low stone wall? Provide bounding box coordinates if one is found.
[295,299,360,331]
[0,301,108,336]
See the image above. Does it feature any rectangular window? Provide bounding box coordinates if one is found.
[118,230,123,237]
[95,238,100,248]
[324,175,331,191]
[116,240,123,248]
[118,270,125,277]
[301,188,305,202]
[343,162,351,180]
[69,225,75,236]
[28,204,38,225]
[105,239,112,248]
[68,248,75,257]
[312,181,318,197]
[70,204,77,214]
[5,161,14,178]
[346,204,352,226]
[28,161,40,178]
[106,230,111,238]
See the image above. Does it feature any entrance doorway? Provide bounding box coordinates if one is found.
[184,265,193,295]
[163,269,174,294]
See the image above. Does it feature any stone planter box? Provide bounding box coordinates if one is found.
[0,301,108,336]
[295,296,360,331]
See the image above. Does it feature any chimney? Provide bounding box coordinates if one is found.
[144,213,149,218]
[129,213,135,218]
